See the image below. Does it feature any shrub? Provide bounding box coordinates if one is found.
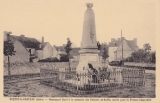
[60,55,69,62]
[38,57,60,62]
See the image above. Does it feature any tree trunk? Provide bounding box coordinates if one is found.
[68,61,71,70]
[8,56,11,78]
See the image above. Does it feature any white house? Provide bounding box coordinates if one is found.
[36,37,53,60]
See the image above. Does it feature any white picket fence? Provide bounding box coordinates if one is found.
[40,67,145,95]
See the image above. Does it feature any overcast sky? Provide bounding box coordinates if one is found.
[0,0,156,51]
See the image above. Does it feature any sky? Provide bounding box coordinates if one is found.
[0,0,157,51]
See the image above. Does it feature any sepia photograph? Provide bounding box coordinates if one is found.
[0,0,157,99]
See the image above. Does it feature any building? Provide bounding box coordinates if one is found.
[108,37,139,62]
[108,47,117,62]
[114,38,139,61]
[52,45,66,59]
[4,34,40,63]
[36,37,53,60]
[108,38,122,62]
[53,45,80,61]
[70,48,80,61]
[4,34,53,63]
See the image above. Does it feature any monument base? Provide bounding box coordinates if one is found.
[77,53,102,70]
[76,52,102,86]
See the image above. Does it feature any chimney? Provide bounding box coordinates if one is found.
[42,37,44,43]
[133,38,137,45]
[3,31,11,41]
[20,34,25,37]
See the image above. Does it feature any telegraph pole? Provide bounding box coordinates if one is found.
[121,30,124,66]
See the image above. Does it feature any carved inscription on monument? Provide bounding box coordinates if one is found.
[90,28,94,43]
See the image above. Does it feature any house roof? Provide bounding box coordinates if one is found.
[41,42,48,49]
[126,40,139,51]
[10,35,40,49]
[114,39,139,52]
[36,42,50,50]
[54,45,65,51]
[108,40,121,47]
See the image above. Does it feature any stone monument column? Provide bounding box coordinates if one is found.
[76,3,102,86]
[81,3,97,49]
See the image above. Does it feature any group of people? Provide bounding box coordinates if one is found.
[76,62,123,85]
[85,63,110,83]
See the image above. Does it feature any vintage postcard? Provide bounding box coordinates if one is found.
[0,0,159,102]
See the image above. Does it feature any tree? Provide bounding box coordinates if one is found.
[150,52,156,63]
[102,44,109,64]
[143,43,151,53]
[133,49,147,62]
[64,38,72,69]
[143,43,151,62]
[131,51,136,62]
[3,31,16,77]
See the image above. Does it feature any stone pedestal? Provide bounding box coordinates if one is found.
[76,50,102,85]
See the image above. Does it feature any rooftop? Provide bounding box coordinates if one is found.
[10,35,40,49]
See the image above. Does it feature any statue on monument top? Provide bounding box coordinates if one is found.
[86,3,93,9]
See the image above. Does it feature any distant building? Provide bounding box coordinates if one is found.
[53,44,80,61]
[36,37,53,60]
[52,45,66,59]
[4,34,40,63]
[70,48,80,61]
[114,38,139,61]
[108,38,122,62]
[108,37,139,62]
[3,34,53,63]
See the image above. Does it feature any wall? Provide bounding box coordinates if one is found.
[52,46,58,57]
[4,40,30,63]
[108,47,117,62]
[115,40,133,61]
[43,43,53,59]
[36,50,43,60]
